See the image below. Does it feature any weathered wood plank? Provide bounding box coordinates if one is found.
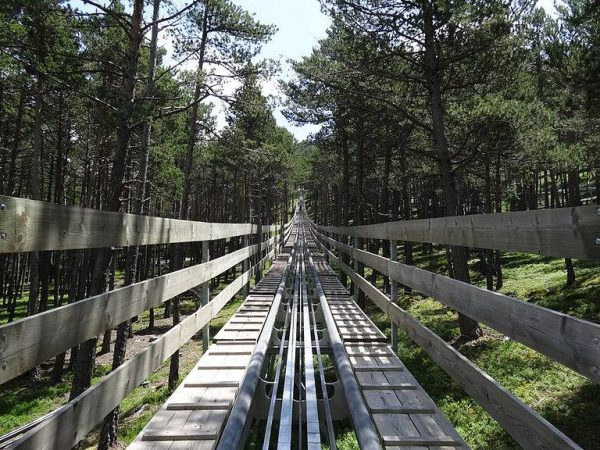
[369,406,436,414]
[166,402,231,411]
[319,241,583,450]
[166,387,236,410]
[354,365,405,372]
[313,205,600,260]
[142,409,226,440]
[360,383,416,390]
[372,414,421,445]
[5,252,274,450]
[183,368,245,388]
[0,195,279,253]
[316,231,600,384]
[380,435,461,446]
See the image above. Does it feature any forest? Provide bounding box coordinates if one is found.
[0,0,599,449]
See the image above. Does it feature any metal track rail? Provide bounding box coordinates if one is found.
[305,234,383,450]
[262,287,291,450]
[308,264,336,450]
[261,218,338,450]
[301,237,320,449]
[277,244,300,449]
[216,246,296,450]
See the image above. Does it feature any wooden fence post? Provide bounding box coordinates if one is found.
[339,232,347,287]
[255,221,263,284]
[390,239,398,352]
[201,240,210,352]
[274,224,279,257]
[242,234,249,297]
[353,235,359,304]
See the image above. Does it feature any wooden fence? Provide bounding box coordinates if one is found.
[310,204,600,450]
[0,195,289,449]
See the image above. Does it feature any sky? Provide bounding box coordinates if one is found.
[212,0,331,140]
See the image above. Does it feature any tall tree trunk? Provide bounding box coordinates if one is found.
[340,135,350,287]
[399,146,413,291]
[6,89,25,195]
[543,170,550,209]
[354,115,366,309]
[168,0,211,391]
[95,2,146,449]
[484,155,494,291]
[26,75,44,383]
[28,76,43,317]
[380,138,392,290]
[564,169,581,287]
[421,0,480,339]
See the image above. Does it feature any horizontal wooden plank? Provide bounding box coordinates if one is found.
[316,231,600,384]
[207,349,253,355]
[165,402,231,411]
[0,237,276,384]
[142,431,218,441]
[369,405,435,414]
[380,435,461,446]
[197,365,247,370]
[142,408,226,441]
[317,239,583,450]
[129,441,212,450]
[4,251,274,450]
[353,366,405,372]
[360,383,416,390]
[313,205,600,260]
[0,195,279,253]
[185,380,239,388]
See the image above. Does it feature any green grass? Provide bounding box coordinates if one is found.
[0,361,115,435]
[493,253,600,320]
[323,420,359,450]
[0,373,72,435]
[0,294,30,325]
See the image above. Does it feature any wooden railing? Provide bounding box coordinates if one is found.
[309,205,600,450]
[315,206,600,260]
[0,195,290,449]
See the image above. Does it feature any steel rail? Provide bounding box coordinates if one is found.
[277,243,301,449]
[297,239,303,450]
[301,235,320,449]
[305,226,382,450]
[262,290,292,450]
[216,240,296,450]
[306,238,337,449]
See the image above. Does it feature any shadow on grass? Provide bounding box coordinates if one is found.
[542,382,600,449]
[134,324,171,336]
[0,377,71,419]
[0,361,114,435]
